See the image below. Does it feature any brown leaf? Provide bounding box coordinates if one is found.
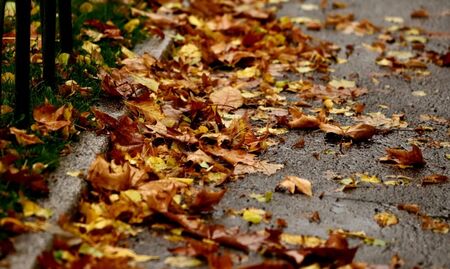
[345,123,376,141]
[189,189,226,212]
[320,123,376,141]
[411,9,429,19]
[422,174,448,185]
[87,155,131,191]
[288,115,321,129]
[276,176,313,196]
[421,216,449,234]
[210,87,243,111]
[382,145,426,166]
[239,261,294,269]
[397,203,421,215]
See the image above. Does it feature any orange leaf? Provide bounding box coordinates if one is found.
[276,176,313,196]
[10,127,43,146]
[87,155,131,191]
[384,145,426,166]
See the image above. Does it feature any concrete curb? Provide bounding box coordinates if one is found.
[1,31,174,269]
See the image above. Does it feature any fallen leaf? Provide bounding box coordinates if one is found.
[10,127,43,146]
[381,145,426,166]
[422,174,448,185]
[242,208,267,224]
[210,87,243,111]
[328,79,356,88]
[397,203,420,215]
[164,256,203,267]
[374,212,399,227]
[87,155,131,191]
[421,216,449,234]
[319,123,376,141]
[276,176,313,196]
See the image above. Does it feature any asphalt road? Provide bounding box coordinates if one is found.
[127,0,450,268]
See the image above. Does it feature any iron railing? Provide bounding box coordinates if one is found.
[0,0,72,126]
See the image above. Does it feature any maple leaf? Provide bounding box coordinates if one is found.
[276,176,313,196]
[209,87,243,111]
[381,145,426,167]
[87,155,131,191]
[32,102,73,136]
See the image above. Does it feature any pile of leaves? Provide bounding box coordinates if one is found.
[40,0,449,268]
[0,0,152,258]
[1,0,448,268]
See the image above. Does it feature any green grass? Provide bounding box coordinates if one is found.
[0,0,150,240]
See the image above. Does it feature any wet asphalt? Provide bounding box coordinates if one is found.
[127,0,450,268]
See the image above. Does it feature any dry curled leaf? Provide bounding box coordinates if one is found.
[319,123,376,141]
[87,155,131,191]
[276,176,313,196]
[381,145,426,166]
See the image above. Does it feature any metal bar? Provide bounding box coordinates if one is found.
[0,0,6,105]
[15,0,31,126]
[58,0,72,53]
[41,0,57,87]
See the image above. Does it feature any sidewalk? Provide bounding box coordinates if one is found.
[4,0,450,268]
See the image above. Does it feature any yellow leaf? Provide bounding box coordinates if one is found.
[358,173,381,184]
[164,256,203,268]
[101,245,159,262]
[328,79,356,88]
[281,233,323,247]
[131,75,159,92]
[236,66,259,79]
[177,44,202,65]
[374,212,399,227]
[57,53,70,66]
[1,72,15,83]
[79,2,94,13]
[124,18,140,33]
[21,198,52,219]
[242,208,266,224]
[121,46,137,59]
[121,190,142,203]
[412,90,427,97]
[146,156,167,172]
[249,192,272,203]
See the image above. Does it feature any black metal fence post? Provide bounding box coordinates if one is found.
[15,0,32,126]
[58,0,72,53]
[0,0,6,104]
[41,0,57,87]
